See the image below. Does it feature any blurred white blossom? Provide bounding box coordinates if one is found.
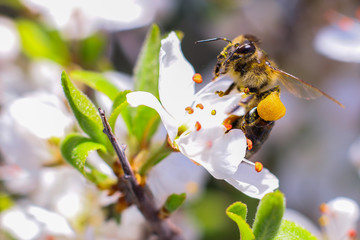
[284,197,359,240]
[0,204,75,240]
[20,0,162,39]
[0,17,20,63]
[314,12,360,63]
[349,137,360,177]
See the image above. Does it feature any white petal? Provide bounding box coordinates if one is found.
[323,197,359,240]
[177,127,246,179]
[158,32,195,119]
[0,17,20,62]
[195,77,235,96]
[90,0,156,31]
[191,93,245,130]
[9,93,72,139]
[127,91,178,141]
[147,152,208,205]
[1,207,41,239]
[27,206,74,236]
[225,163,279,199]
[314,24,360,63]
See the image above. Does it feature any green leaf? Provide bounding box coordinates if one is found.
[78,33,106,67]
[252,191,285,240]
[226,202,255,240]
[109,90,130,130]
[133,106,160,144]
[16,19,69,65]
[61,71,110,150]
[61,133,106,173]
[60,133,115,187]
[128,24,162,145]
[164,193,186,214]
[134,24,161,96]
[274,220,318,240]
[70,70,120,101]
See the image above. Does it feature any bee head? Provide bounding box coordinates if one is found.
[229,34,259,61]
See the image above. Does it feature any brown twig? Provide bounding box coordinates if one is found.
[98,108,183,240]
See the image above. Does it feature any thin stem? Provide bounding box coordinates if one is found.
[98,108,183,240]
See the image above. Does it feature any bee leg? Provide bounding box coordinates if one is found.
[213,62,222,81]
[223,82,236,95]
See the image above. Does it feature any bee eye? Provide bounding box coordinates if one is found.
[235,44,256,54]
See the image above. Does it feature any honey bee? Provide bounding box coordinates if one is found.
[197,34,344,158]
[196,34,344,108]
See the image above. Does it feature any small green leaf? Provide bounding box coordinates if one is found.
[226,202,255,240]
[132,106,160,144]
[128,24,162,145]
[274,220,318,240]
[78,33,106,67]
[134,24,161,96]
[17,19,69,65]
[61,133,106,173]
[61,71,110,150]
[70,70,120,101]
[109,90,131,130]
[252,191,285,240]
[164,193,186,214]
[61,133,115,187]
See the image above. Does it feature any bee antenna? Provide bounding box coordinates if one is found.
[195,37,232,44]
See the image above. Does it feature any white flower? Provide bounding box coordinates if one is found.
[349,137,360,177]
[0,17,20,63]
[94,70,208,204]
[284,197,359,240]
[127,32,279,199]
[314,12,360,63]
[0,204,75,240]
[20,0,158,39]
[320,197,359,240]
[0,92,73,194]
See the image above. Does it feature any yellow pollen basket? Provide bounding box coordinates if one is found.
[257,91,286,121]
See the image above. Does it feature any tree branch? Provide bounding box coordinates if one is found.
[98,108,183,240]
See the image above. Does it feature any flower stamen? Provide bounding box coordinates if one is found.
[192,73,203,84]
[211,109,216,115]
[185,106,194,114]
[318,216,328,226]
[242,159,263,172]
[195,121,201,131]
[348,229,357,239]
[196,103,204,109]
[223,123,232,131]
[247,138,253,150]
[255,162,263,172]
[319,203,329,213]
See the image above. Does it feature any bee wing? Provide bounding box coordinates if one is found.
[273,68,344,108]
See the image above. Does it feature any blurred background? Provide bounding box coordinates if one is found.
[0,0,360,239]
